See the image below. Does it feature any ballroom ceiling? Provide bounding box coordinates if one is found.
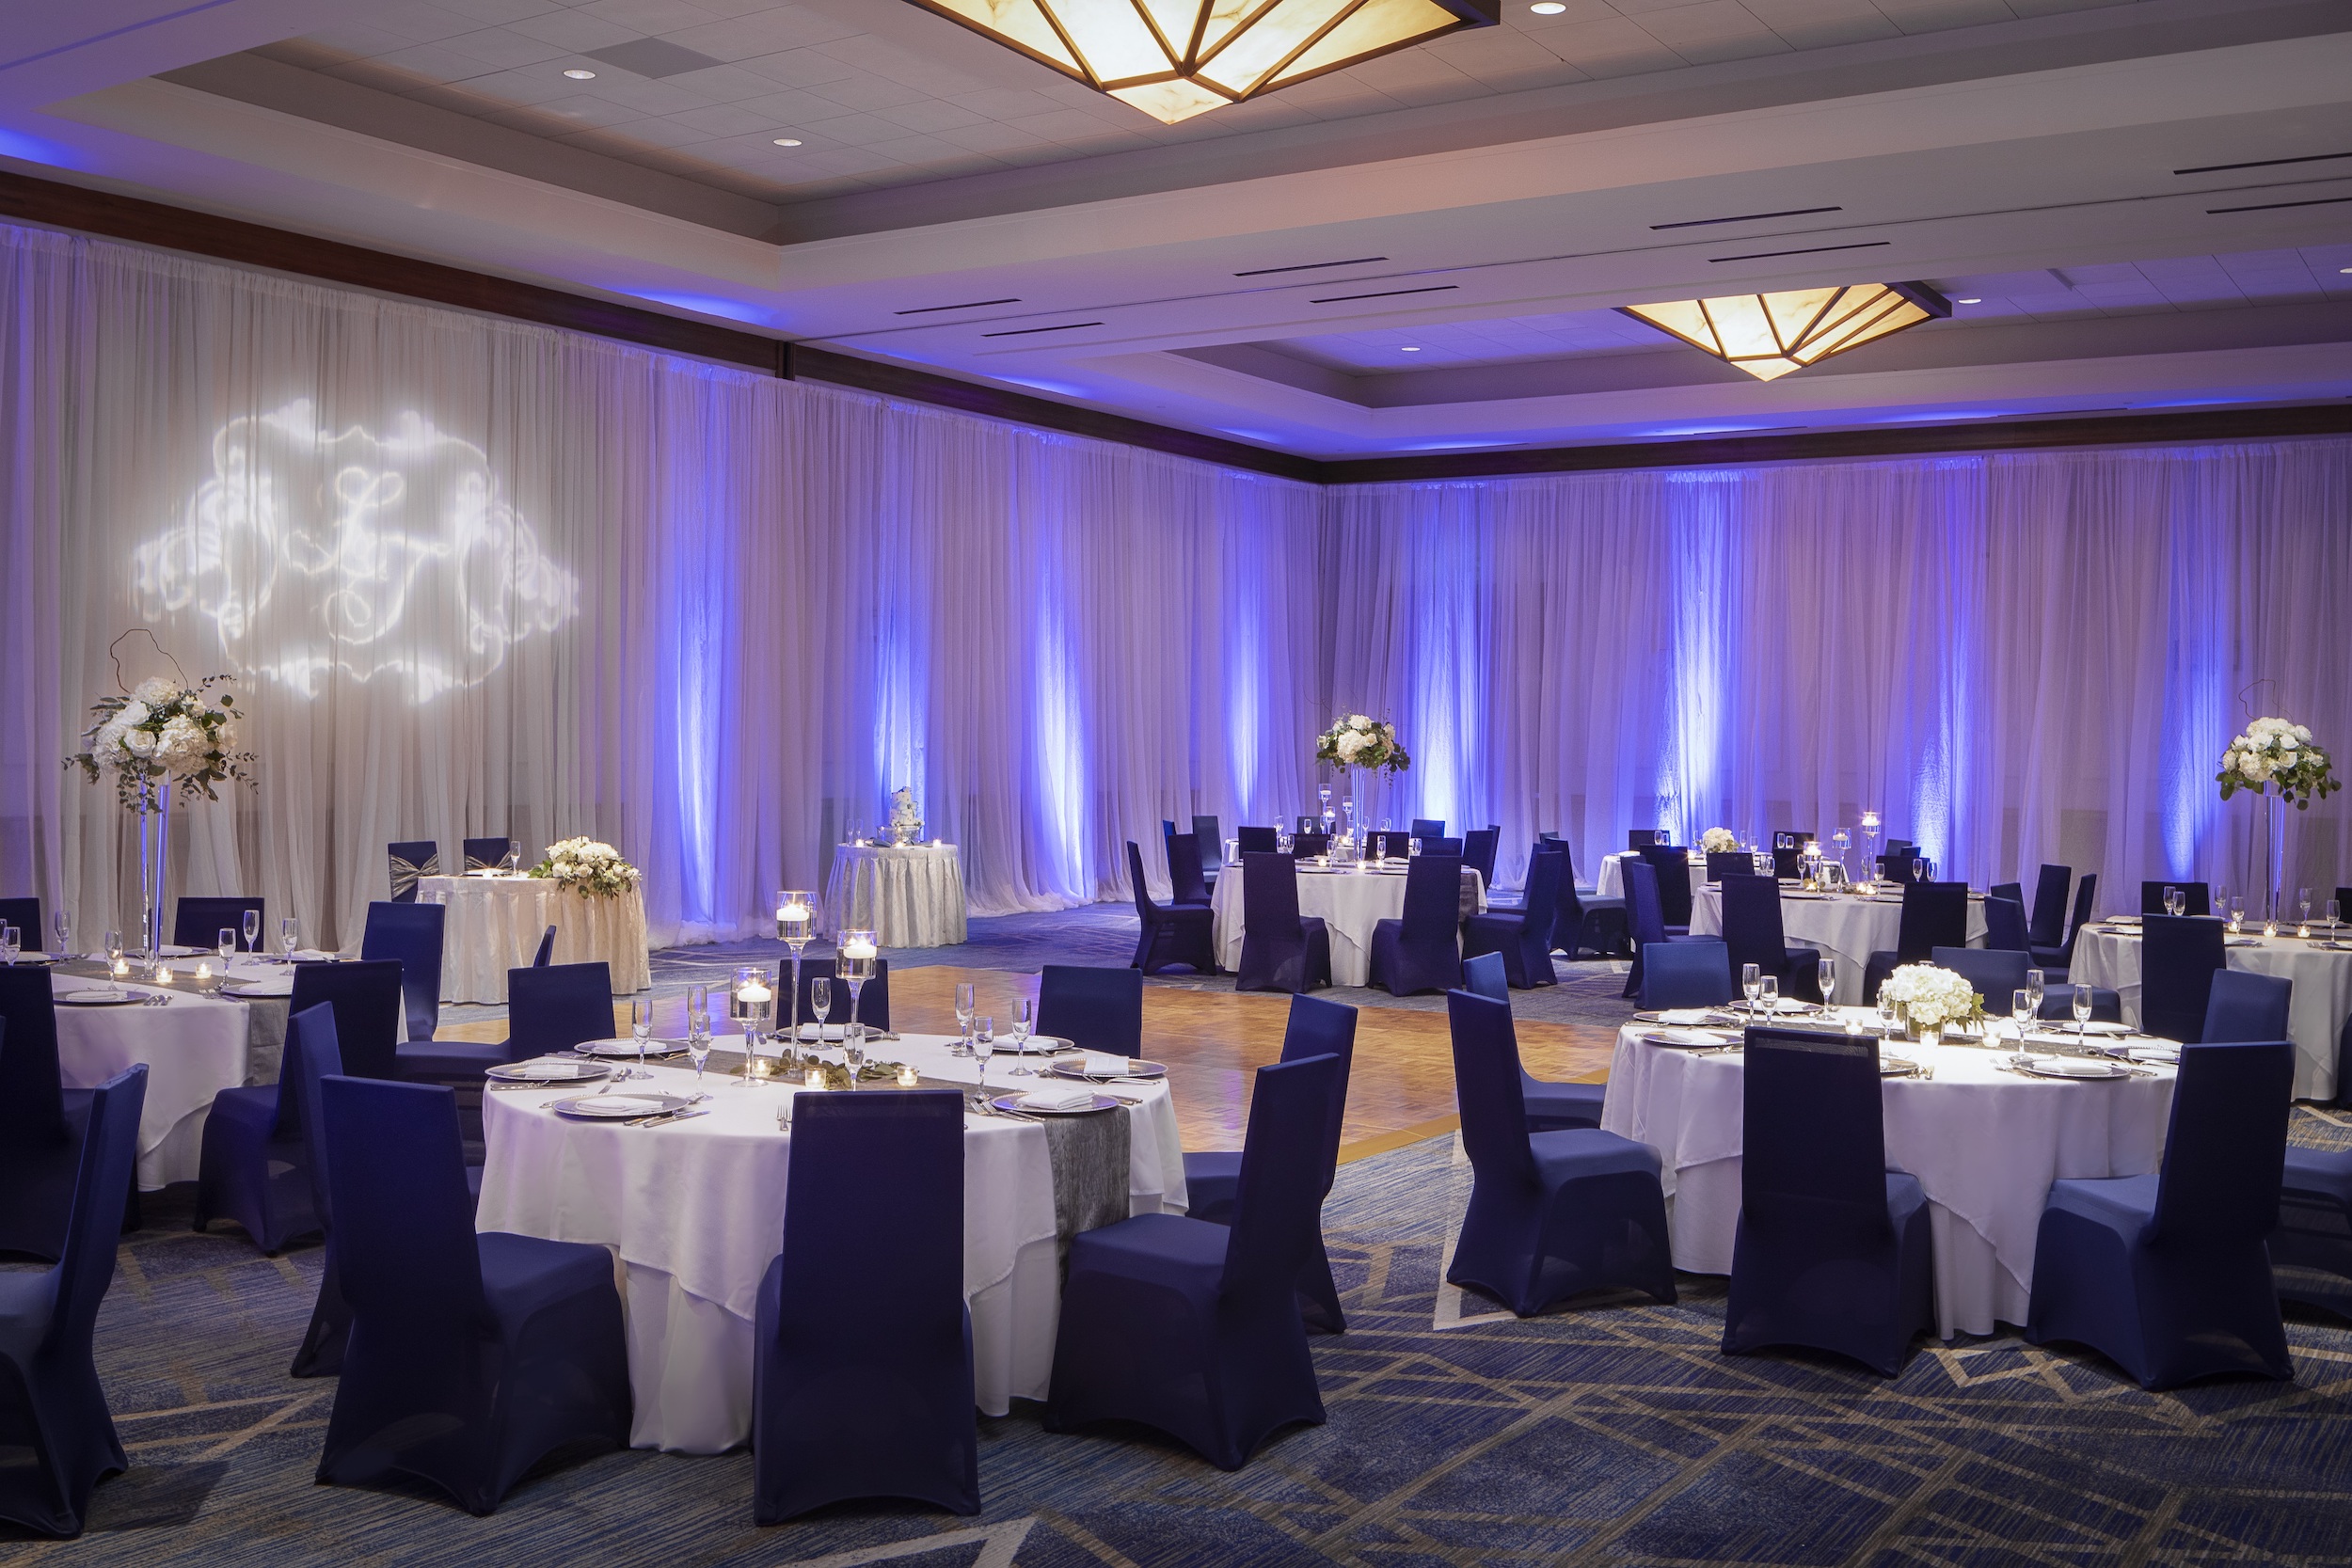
[3,0,2349,460]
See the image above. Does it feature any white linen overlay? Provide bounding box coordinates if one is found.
[1208,863,1485,986]
[823,843,968,947]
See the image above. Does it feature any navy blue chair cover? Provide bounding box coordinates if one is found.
[1724,1029,1934,1375]
[360,898,445,1046]
[1636,845,1694,929]
[1293,830,1331,858]
[387,840,438,902]
[1411,818,1445,838]
[1619,858,1702,999]
[1046,1053,1340,1469]
[1417,836,1462,856]
[2030,873,2098,977]
[1984,895,2030,953]
[2027,864,2072,947]
[1862,881,1971,1001]
[1182,994,1356,1332]
[193,1018,318,1253]
[1235,851,1330,994]
[1464,953,1606,1133]
[172,895,264,952]
[1445,990,1674,1316]
[285,960,405,1083]
[1461,827,1500,889]
[1771,846,1804,879]
[461,836,515,871]
[1927,945,2118,1023]
[1990,880,2025,917]
[1877,849,1930,883]
[315,1075,630,1512]
[755,1090,977,1520]
[0,896,40,946]
[1038,964,1144,1055]
[531,924,557,967]
[2274,1143,2352,1318]
[0,969,89,1260]
[2141,880,2213,916]
[402,958,612,1081]
[1367,831,1414,860]
[2141,915,2227,1043]
[1640,939,1734,1010]
[1719,874,1823,1002]
[0,1064,146,1537]
[1461,951,1505,1000]
[774,956,894,1036]
[2026,1040,2294,1388]
[1166,832,1213,907]
[1128,842,1218,975]
[1368,855,1464,997]
[1460,848,1560,989]
[2203,970,2291,1043]
[1295,816,1321,834]
[1704,851,1752,885]
[1628,829,1662,849]
[1192,816,1223,876]
[287,1004,354,1378]
[1236,826,1279,854]
[1544,840,1626,959]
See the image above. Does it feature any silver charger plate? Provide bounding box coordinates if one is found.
[548,1091,693,1119]
[995,1034,1072,1055]
[576,1037,689,1058]
[1638,1031,1734,1050]
[487,1058,613,1084]
[56,990,145,1006]
[991,1092,1120,1117]
[2013,1057,2133,1081]
[1049,1057,1168,1081]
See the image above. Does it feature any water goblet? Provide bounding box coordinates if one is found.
[1757,974,1778,1012]
[954,980,977,1057]
[630,997,654,1081]
[217,927,236,965]
[242,909,261,954]
[2072,982,2094,1042]
[1817,957,1836,1006]
[53,910,70,958]
[2163,885,2183,918]
[973,1016,994,1095]
[1911,858,1928,883]
[1009,996,1036,1077]
[279,915,299,961]
[1740,962,1761,1014]
[1876,985,1897,1037]
[2012,988,2034,1046]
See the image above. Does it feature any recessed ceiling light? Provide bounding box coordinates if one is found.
[2341,266,2352,274]
[563,68,596,79]
[1956,297,1982,304]
[1401,345,1422,352]
[1531,2,1566,11]
[773,137,802,147]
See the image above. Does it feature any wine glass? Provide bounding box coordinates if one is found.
[1,927,18,966]
[2229,892,2246,930]
[973,1016,994,1096]
[630,998,653,1081]
[1757,974,1778,1012]
[2163,885,2183,918]
[2025,968,2045,1018]
[1911,857,1928,883]
[2328,896,2343,934]
[954,981,977,1057]
[1740,962,1760,1014]
[242,909,261,954]
[103,927,123,965]
[1876,984,1897,1036]
[217,927,236,965]
[279,915,299,960]
[2072,982,2093,1042]
[2012,988,2034,1046]
[808,975,832,1050]
[1817,957,1836,1008]
[52,910,70,958]
[686,984,711,1084]
[1009,996,1036,1077]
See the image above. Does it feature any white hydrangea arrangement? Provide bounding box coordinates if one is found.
[66,674,254,806]
[528,836,643,898]
[1315,713,1411,773]
[1701,827,1739,853]
[2217,718,2337,809]
[1880,962,1982,1034]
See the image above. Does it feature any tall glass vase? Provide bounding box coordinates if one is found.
[2249,790,2283,927]
[135,773,172,958]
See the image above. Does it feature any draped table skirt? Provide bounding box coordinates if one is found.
[421,874,650,1002]
[476,1031,1185,1452]
[1208,863,1486,986]
[2071,926,2352,1101]
[1600,1020,2175,1338]
[1688,886,1988,1005]
[824,843,968,947]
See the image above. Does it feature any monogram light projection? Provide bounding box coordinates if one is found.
[134,402,578,703]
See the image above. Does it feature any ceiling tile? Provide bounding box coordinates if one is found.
[1873,0,2024,35]
[505,10,645,51]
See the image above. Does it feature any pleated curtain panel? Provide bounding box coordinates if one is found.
[2,218,2347,950]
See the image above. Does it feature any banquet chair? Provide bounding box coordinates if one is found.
[287,1004,355,1378]
[0,1064,145,1537]
[1719,874,1823,1003]
[172,895,264,952]
[2202,970,2291,1044]
[2027,864,2073,947]
[1416,836,1462,857]
[1166,832,1214,907]
[1772,847,1804,879]
[1235,850,1330,994]
[1368,854,1465,997]
[1460,848,1560,989]
[1127,842,1218,976]
[1182,993,1356,1331]
[1368,831,1414,860]
[2029,873,2099,980]
[0,970,93,1261]
[1876,850,1930,883]
[1628,830,1662,849]
[1193,816,1223,881]
[1412,818,1446,839]
[360,898,445,1044]
[1989,880,2024,919]
[192,1016,320,1254]
[2140,915,2227,1044]
[1545,840,1627,959]
[315,1075,631,1513]
[400,958,610,1082]
[1861,881,1971,1002]
[1724,1029,1934,1376]
[1620,860,1708,1000]
[1640,940,1735,1011]
[0,896,40,947]
[1038,964,1144,1055]
[1046,1053,1340,1469]
[1236,826,1279,855]
[462,836,515,872]
[285,960,403,1083]
[1636,845,1694,930]
[755,1089,977,1520]
[531,925,558,967]
[1929,946,2119,1024]
[2026,1039,2293,1389]
[1705,852,1754,885]
[1465,953,1607,1133]
[386,840,438,903]
[1295,816,1322,834]
[778,956,893,1036]
[1445,990,1674,1317]
[2273,1142,2352,1319]
[1461,827,1501,889]
[1293,830,1331,858]
[1984,895,2029,953]
[2141,880,2213,916]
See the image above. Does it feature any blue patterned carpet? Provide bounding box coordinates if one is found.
[15,1128,2352,1564]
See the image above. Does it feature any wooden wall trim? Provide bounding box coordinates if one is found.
[3,171,2345,486]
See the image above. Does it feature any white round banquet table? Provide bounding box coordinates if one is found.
[1687,885,1989,1005]
[823,841,968,946]
[1593,851,1703,901]
[47,968,255,1191]
[421,873,650,1003]
[2070,923,2352,1101]
[1208,861,1486,987]
[475,1032,1186,1453]
[1599,1016,2177,1338]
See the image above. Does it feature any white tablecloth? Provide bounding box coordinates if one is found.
[1208,863,1486,986]
[1688,887,1989,1005]
[421,874,650,1003]
[2072,926,2352,1101]
[476,1031,1186,1453]
[824,843,968,947]
[1593,852,1703,901]
[50,971,252,1191]
[1599,1018,2175,1338]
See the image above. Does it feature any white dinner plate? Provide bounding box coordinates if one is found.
[1641,1029,1731,1049]
[992,1092,1120,1117]
[56,990,144,1006]
[577,1037,688,1058]
[221,981,293,998]
[548,1093,685,1119]
[1050,1057,1168,1081]
[2015,1055,2131,1080]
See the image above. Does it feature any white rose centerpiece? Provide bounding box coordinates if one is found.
[1880,962,1982,1039]
[2217,717,2338,809]
[528,837,643,898]
[67,673,254,806]
[1701,827,1738,854]
[1314,713,1410,774]
[888,785,923,845]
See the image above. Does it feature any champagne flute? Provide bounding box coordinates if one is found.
[242,909,260,955]
[2072,982,2093,1043]
[1757,974,1778,1012]
[973,1016,994,1097]
[1740,962,1760,1014]
[1817,957,1836,1009]
[279,915,299,961]
[686,984,711,1084]
[1009,996,1036,1077]
[630,997,653,1081]
[808,975,832,1050]
[2,927,18,967]
[2298,886,2312,932]
[217,927,236,966]
[2025,968,2045,1019]
[2328,896,2343,934]
[2012,988,2034,1047]
[954,981,977,1057]
[2163,885,2183,918]
[52,909,70,958]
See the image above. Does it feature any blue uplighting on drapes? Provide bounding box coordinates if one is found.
[1663,474,1733,844]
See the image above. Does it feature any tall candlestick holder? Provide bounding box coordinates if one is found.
[730,964,774,1084]
[836,928,878,1087]
[775,888,814,1063]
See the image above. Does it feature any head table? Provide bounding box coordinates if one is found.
[421,872,650,1003]
[1686,884,1989,1005]
[476,1032,1186,1453]
[1207,860,1486,987]
[1599,1011,2177,1339]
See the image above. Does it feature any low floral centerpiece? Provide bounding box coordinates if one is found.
[1315,713,1410,773]
[1701,827,1738,854]
[528,837,643,898]
[1880,962,1982,1042]
[2217,717,2337,807]
[888,785,922,846]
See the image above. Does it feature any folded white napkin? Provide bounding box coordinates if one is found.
[1017,1085,1097,1112]
[2025,1054,2112,1076]
[1657,1008,1713,1026]
[2125,1044,2181,1064]
[67,984,128,1001]
[1764,997,1809,1013]
[1651,1027,1722,1047]
[12,951,55,963]
[291,948,335,961]
[1076,1053,1132,1076]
